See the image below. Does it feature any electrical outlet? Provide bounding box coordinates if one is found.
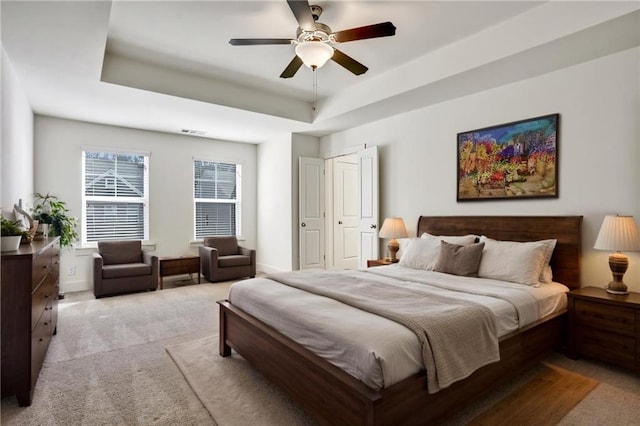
[68,265,76,276]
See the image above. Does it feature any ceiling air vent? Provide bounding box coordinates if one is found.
[180,129,207,136]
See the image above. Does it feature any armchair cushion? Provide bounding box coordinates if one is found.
[204,237,238,256]
[102,263,152,279]
[218,255,251,268]
[98,240,143,265]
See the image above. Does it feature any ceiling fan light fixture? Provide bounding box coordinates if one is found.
[295,41,334,69]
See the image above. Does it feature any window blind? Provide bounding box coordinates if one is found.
[194,160,240,239]
[83,151,149,243]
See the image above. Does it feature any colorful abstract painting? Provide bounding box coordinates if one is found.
[457,114,559,201]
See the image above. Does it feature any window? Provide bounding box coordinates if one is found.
[82,150,149,243]
[194,160,241,239]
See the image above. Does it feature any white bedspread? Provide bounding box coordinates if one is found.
[228,265,568,390]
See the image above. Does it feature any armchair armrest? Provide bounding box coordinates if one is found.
[238,245,256,278]
[199,245,220,280]
[142,251,159,283]
[92,252,104,296]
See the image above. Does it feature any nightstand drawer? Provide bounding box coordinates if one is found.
[575,326,636,369]
[574,299,635,337]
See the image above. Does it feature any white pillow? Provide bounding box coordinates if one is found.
[399,237,442,270]
[478,236,554,286]
[400,233,477,270]
[420,232,477,245]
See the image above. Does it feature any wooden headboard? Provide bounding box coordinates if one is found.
[417,216,583,289]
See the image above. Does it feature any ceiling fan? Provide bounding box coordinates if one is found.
[229,0,396,79]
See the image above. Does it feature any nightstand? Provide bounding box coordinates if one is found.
[567,287,640,372]
[367,259,392,267]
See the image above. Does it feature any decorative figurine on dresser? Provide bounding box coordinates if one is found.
[1,237,60,406]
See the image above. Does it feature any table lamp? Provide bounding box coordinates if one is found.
[593,215,640,295]
[379,217,408,263]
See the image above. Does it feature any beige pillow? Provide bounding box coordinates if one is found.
[478,237,552,286]
[434,241,485,277]
[399,237,442,270]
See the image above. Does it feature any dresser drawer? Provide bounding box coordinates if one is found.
[574,299,635,337]
[31,280,53,330]
[575,325,636,369]
[30,311,52,388]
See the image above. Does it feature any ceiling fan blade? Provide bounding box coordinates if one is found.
[332,22,396,43]
[287,0,316,32]
[280,56,304,79]
[331,49,368,75]
[229,38,293,46]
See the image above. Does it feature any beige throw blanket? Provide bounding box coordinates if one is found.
[267,270,499,393]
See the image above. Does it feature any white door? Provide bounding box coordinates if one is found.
[333,155,359,269]
[299,157,325,269]
[358,146,379,268]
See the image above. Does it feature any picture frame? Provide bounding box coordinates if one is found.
[457,113,559,201]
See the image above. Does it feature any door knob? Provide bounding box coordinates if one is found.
[370,224,377,229]
[301,223,306,227]
[338,221,343,225]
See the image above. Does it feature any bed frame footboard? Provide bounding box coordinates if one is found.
[219,299,566,425]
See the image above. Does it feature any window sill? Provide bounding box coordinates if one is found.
[190,237,245,246]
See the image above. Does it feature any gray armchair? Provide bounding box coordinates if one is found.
[199,236,256,283]
[93,240,158,298]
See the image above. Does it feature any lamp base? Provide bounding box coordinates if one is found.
[387,239,400,263]
[606,253,629,295]
[606,288,629,295]
[606,281,629,295]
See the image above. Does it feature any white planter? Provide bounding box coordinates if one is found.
[1,236,22,252]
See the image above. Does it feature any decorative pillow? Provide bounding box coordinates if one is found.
[399,237,442,270]
[478,236,552,286]
[421,232,477,245]
[434,241,485,277]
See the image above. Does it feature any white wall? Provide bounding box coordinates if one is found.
[256,135,293,272]
[321,48,640,292]
[35,116,257,293]
[1,47,34,214]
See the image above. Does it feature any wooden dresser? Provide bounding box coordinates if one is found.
[1,237,60,406]
[567,286,640,372]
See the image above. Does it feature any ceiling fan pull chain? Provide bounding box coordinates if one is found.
[312,67,318,111]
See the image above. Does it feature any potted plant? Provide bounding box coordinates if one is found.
[32,192,79,247]
[1,217,26,252]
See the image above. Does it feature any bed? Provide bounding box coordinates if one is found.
[218,216,583,425]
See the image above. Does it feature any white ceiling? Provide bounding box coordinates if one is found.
[2,1,639,144]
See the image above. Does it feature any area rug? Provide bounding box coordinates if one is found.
[468,363,599,425]
[166,334,315,425]
[167,335,602,426]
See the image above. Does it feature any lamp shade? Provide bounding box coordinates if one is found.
[295,41,334,69]
[379,217,408,239]
[594,215,640,252]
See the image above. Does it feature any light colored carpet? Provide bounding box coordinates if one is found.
[1,283,232,425]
